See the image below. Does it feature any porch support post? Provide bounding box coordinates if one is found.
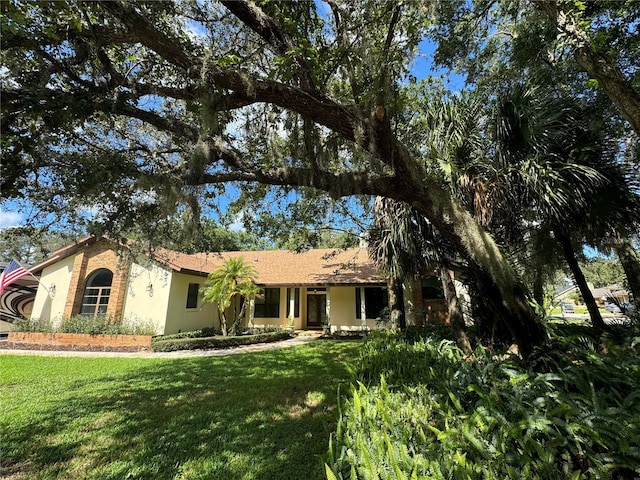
[288,288,295,325]
[326,288,331,332]
[248,298,255,328]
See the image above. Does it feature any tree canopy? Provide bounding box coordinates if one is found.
[2,0,640,356]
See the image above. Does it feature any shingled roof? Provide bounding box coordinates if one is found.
[152,247,383,286]
[29,236,384,287]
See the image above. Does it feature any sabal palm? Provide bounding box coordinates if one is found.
[387,93,542,352]
[368,194,472,354]
[486,85,640,329]
[202,257,261,336]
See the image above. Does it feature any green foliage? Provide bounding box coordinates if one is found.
[151,327,219,342]
[352,329,465,387]
[128,216,263,254]
[0,227,74,264]
[327,329,640,479]
[579,256,625,288]
[12,317,55,333]
[12,315,157,335]
[151,330,292,352]
[152,325,284,343]
[201,257,261,336]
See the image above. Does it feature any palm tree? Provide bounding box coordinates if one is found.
[368,196,473,355]
[202,257,261,336]
[408,93,549,354]
[485,85,640,331]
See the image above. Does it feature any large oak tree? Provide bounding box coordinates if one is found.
[1,1,552,355]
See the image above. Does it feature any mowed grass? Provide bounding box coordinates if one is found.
[0,340,361,480]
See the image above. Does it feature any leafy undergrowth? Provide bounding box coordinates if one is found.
[1,340,361,480]
[327,327,640,479]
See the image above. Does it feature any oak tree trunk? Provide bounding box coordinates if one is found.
[466,261,548,359]
[537,0,640,135]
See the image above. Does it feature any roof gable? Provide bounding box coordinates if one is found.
[29,236,100,275]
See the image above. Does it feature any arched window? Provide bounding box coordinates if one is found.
[80,269,113,316]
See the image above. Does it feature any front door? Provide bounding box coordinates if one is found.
[306,293,327,327]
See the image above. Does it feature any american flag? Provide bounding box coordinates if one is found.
[0,260,30,295]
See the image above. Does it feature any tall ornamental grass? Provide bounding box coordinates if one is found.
[327,329,640,479]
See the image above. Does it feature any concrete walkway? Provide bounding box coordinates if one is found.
[0,332,323,359]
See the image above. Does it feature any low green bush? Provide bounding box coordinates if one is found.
[12,317,56,333]
[12,315,156,335]
[353,329,466,387]
[327,329,640,479]
[242,325,286,335]
[152,326,285,344]
[152,327,219,342]
[152,330,292,352]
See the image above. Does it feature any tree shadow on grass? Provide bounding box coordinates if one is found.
[2,340,360,480]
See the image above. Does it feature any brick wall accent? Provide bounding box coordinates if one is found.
[7,332,152,350]
[63,240,131,320]
[407,276,424,325]
[63,249,87,318]
[406,275,449,326]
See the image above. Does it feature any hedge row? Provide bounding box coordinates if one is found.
[152,328,219,342]
[151,331,293,352]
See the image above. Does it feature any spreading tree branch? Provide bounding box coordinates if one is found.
[536,0,640,135]
[220,0,318,92]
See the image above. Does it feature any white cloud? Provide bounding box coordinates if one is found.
[228,214,245,232]
[0,210,24,229]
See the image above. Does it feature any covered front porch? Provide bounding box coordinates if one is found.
[246,284,388,332]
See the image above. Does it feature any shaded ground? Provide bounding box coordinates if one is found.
[1,338,360,480]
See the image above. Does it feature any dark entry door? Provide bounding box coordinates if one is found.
[306,294,326,327]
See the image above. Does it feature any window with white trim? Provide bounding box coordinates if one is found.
[355,286,388,319]
[80,269,113,316]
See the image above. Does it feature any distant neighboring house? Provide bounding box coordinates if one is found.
[591,284,630,305]
[552,282,630,307]
[21,236,448,335]
[553,284,579,305]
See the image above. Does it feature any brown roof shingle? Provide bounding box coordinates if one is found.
[152,247,383,286]
[29,236,384,286]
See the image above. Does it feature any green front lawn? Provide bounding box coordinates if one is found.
[549,305,589,315]
[548,305,619,316]
[0,341,361,480]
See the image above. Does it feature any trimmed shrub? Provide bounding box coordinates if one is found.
[152,330,292,352]
[153,326,285,344]
[152,327,219,342]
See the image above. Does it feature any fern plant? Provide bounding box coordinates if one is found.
[327,328,640,479]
